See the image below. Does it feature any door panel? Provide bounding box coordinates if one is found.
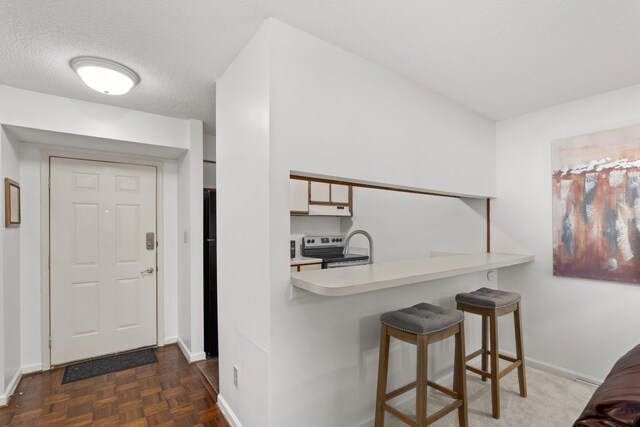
[50,157,157,365]
[116,205,140,262]
[73,204,100,265]
[116,278,141,329]
[71,282,99,336]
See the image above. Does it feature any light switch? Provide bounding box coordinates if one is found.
[184,231,189,244]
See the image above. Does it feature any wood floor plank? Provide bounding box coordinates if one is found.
[0,345,230,427]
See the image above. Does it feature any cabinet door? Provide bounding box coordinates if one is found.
[290,179,309,213]
[331,184,350,204]
[310,182,330,203]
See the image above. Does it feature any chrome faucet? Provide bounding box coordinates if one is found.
[344,230,374,264]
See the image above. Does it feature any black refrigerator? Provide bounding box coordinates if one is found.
[203,191,218,356]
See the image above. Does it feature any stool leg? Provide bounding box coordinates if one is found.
[514,302,528,398]
[489,311,500,419]
[453,303,463,388]
[416,335,428,427]
[375,325,390,427]
[455,323,469,427]
[481,315,488,382]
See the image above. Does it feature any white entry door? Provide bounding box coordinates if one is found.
[50,157,157,365]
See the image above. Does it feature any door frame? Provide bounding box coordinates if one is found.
[40,150,166,370]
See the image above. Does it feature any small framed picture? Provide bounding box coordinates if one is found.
[5,178,20,227]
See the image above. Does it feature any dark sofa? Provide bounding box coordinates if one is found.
[574,344,640,426]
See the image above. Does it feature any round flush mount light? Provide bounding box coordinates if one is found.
[70,57,139,95]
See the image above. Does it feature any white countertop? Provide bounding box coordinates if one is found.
[291,257,323,266]
[290,252,534,296]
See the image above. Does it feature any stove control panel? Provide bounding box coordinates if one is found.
[302,235,345,248]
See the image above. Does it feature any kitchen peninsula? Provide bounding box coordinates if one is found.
[291,252,534,296]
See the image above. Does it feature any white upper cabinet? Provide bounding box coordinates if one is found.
[291,178,353,217]
[330,184,350,204]
[290,179,309,213]
[310,181,331,203]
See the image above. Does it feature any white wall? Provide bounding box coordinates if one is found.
[176,120,205,360]
[162,160,179,343]
[204,163,216,188]
[0,86,188,150]
[344,187,487,262]
[204,134,216,162]
[1,128,21,402]
[0,86,203,383]
[178,152,192,349]
[493,83,640,383]
[0,134,4,397]
[216,22,272,427]
[204,134,216,189]
[268,19,496,427]
[280,189,491,427]
[270,23,495,199]
[218,18,497,427]
[290,216,340,236]
[16,142,181,371]
[17,143,40,373]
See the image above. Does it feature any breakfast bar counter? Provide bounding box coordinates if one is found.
[290,252,534,296]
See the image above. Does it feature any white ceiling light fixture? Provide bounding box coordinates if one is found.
[70,57,140,95]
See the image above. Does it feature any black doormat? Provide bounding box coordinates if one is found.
[61,348,158,384]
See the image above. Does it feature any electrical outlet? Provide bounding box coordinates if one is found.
[233,365,239,387]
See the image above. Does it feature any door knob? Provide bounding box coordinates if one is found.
[141,267,154,275]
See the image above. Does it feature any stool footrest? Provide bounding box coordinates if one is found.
[382,398,464,427]
[427,380,459,400]
[384,380,459,402]
[382,403,414,426]
[382,380,463,426]
[465,348,516,363]
[499,353,517,363]
[465,355,522,380]
[464,348,484,362]
[466,364,490,379]
[385,381,416,401]
[426,400,463,426]
[499,360,522,379]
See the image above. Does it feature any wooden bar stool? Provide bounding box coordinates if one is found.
[374,303,468,427]
[455,287,527,419]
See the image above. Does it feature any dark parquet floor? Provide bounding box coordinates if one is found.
[195,359,219,396]
[0,345,230,426]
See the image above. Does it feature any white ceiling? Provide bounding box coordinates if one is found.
[2,1,640,135]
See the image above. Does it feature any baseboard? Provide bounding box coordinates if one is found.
[190,351,206,362]
[501,350,603,386]
[21,363,43,375]
[0,368,23,406]
[217,394,243,427]
[164,336,178,345]
[177,337,207,363]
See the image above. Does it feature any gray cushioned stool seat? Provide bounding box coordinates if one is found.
[380,302,464,336]
[455,287,521,309]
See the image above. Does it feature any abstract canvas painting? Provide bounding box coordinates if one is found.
[552,123,640,284]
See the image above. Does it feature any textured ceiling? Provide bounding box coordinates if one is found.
[2,1,640,135]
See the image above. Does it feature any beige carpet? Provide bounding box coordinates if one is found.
[385,362,598,427]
